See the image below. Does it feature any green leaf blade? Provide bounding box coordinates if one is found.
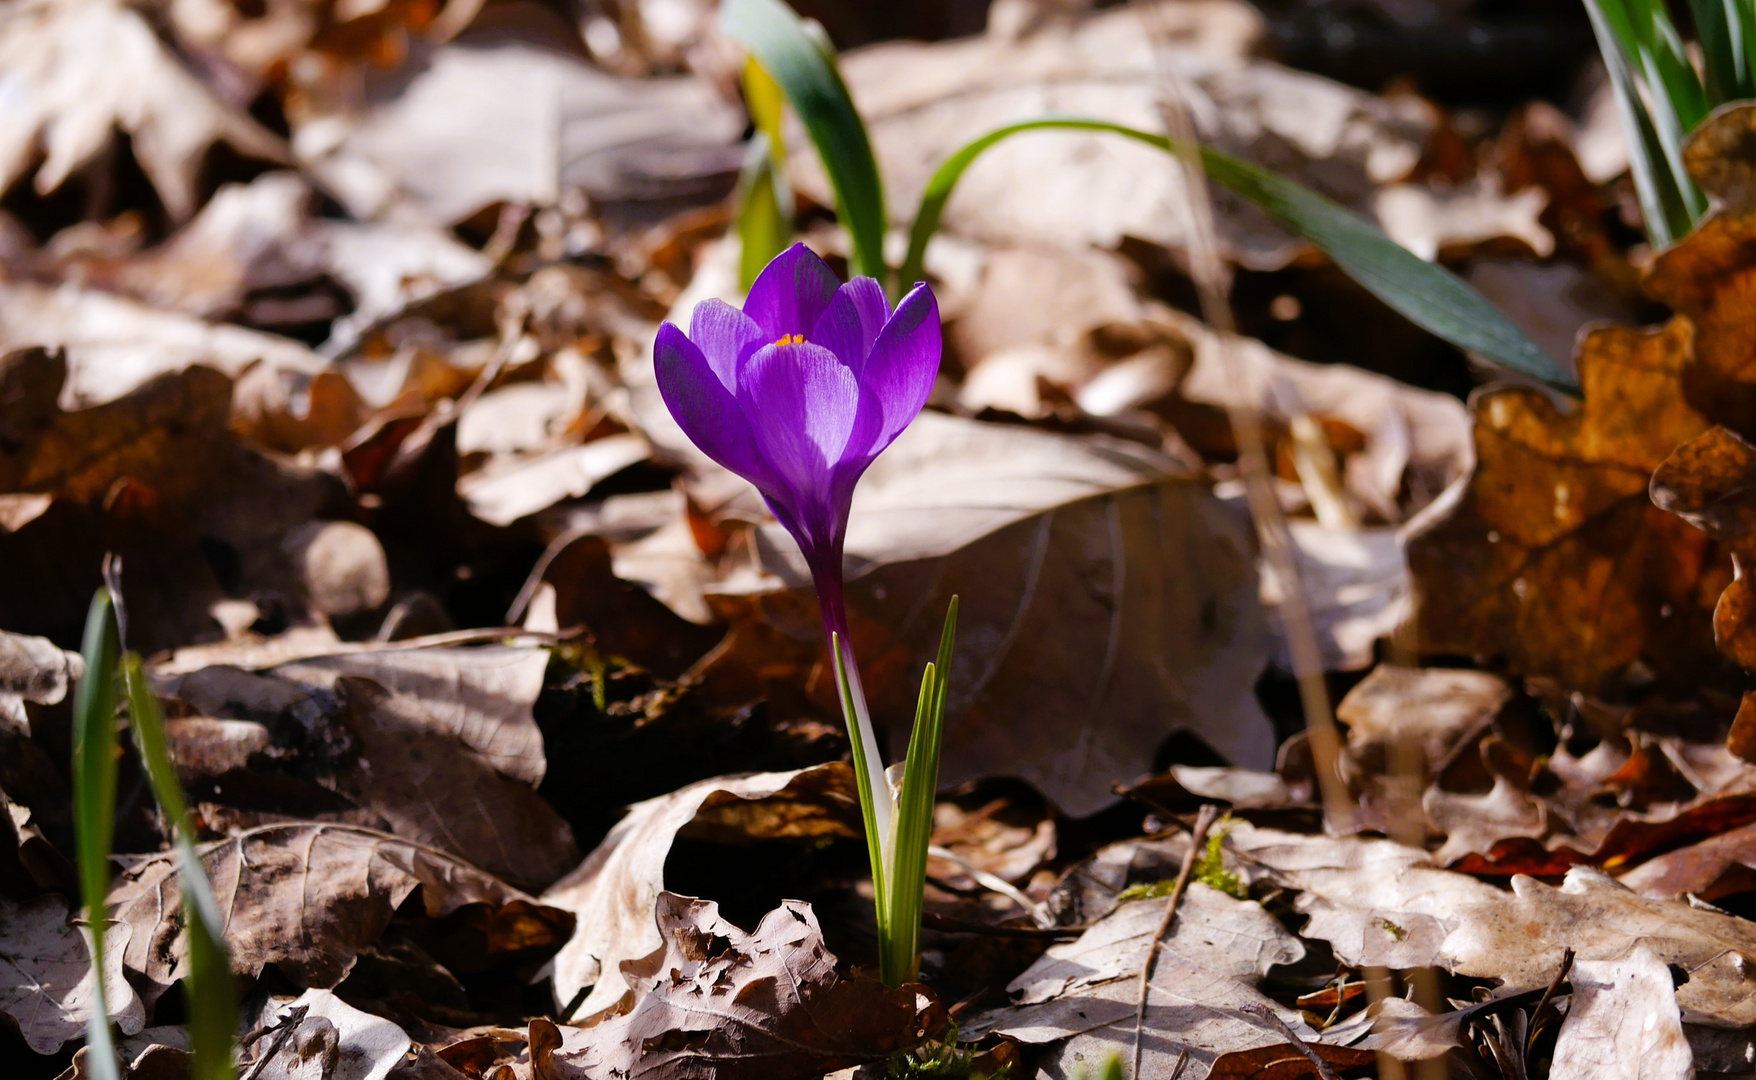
[901,118,1575,392]
[721,0,887,281]
[72,588,123,1080]
[123,656,237,1080]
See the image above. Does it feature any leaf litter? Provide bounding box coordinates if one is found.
[10,0,1756,1078]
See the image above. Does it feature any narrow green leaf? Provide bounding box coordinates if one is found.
[736,133,794,290]
[1689,0,1753,100]
[886,661,936,986]
[123,657,237,1080]
[829,632,890,955]
[72,589,123,1080]
[899,119,1574,392]
[886,596,958,988]
[1625,0,1711,128]
[721,0,887,281]
[1584,0,1703,246]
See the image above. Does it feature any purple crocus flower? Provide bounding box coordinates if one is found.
[654,243,941,641]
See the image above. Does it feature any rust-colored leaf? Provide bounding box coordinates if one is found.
[1406,319,1724,696]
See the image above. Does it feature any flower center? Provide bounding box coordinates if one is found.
[774,333,807,346]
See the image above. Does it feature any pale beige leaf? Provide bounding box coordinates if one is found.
[0,895,144,1054]
[1550,945,1693,1080]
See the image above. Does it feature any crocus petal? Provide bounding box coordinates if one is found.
[689,298,766,390]
[738,340,879,551]
[811,277,891,369]
[851,282,942,456]
[653,322,773,486]
[743,243,840,341]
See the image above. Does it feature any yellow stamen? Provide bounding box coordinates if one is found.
[774,333,806,346]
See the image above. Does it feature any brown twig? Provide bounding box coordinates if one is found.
[1240,1003,1341,1080]
[239,1004,309,1080]
[1132,0,1355,833]
[1525,947,1577,1059]
[1131,804,1220,1078]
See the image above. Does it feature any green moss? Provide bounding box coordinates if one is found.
[1193,817,1246,900]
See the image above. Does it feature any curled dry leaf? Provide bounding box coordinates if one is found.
[1405,319,1723,698]
[107,822,573,1002]
[535,894,937,1080]
[0,894,144,1054]
[541,764,859,1019]
[0,0,287,219]
[967,885,1369,1080]
[1549,945,1692,1080]
[0,628,81,735]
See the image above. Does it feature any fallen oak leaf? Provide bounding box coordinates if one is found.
[965,883,1337,1080]
[1405,318,1724,698]
[1440,866,1756,1028]
[541,764,860,1019]
[534,894,938,1080]
[107,822,573,1005]
[1645,103,1756,434]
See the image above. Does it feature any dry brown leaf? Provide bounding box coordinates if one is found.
[541,764,859,1019]
[1646,104,1756,434]
[0,0,287,219]
[1549,945,1692,1080]
[0,894,144,1054]
[0,282,324,407]
[1336,664,1512,783]
[733,410,1276,814]
[107,822,572,1002]
[535,894,937,1080]
[0,350,344,650]
[967,884,1366,1080]
[168,645,580,887]
[800,0,1440,270]
[1405,319,1724,697]
[303,37,743,225]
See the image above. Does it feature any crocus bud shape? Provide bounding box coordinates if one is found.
[653,243,942,638]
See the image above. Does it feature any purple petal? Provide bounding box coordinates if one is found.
[689,299,766,390]
[852,282,941,456]
[811,277,890,369]
[738,341,879,550]
[653,322,771,485]
[743,243,840,341]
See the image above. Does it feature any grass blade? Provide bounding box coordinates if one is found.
[1584,0,1703,246]
[829,631,891,965]
[721,0,887,281]
[122,656,237,1080]
[736,133,795,290]
[736,59,796,288]
[1689,0,1753,100]
[887,596,958,987]
[72,589,123,1080]
[898,119,1574,392]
